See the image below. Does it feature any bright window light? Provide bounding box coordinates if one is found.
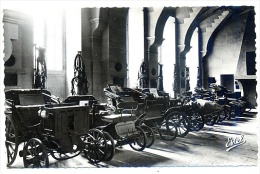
[33,9,64,71]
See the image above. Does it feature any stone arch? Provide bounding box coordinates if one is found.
[201,8,253,88]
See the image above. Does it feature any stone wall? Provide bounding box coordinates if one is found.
[3,10,34,90]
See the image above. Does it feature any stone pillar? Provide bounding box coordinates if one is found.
[174,15,192,95]
[82,8,107,101]
[81,8,97,95]
[144,7,164,88]
[197,26,203,88]
[147,37,158,88]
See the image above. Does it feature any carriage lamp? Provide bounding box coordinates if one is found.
[38,107,49,119]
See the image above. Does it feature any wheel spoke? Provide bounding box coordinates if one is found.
[25,157,34,167]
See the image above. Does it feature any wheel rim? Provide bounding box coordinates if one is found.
[51,150,81,161]
[189,113,204,131]
[23,138,49,168]
[205,114,216,126]
[5,116,19,167]
[140,125,155,147]
[216,110,226,123]
[102,131,115,161]
[166,112,190,137]
[157,119,177,141]
[82,129,107,163]
[129,126,147,151]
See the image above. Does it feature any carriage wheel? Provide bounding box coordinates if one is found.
[102,131,115,161]
[140,124,155,147]
[205,114,217,126]
[216,110,227,123]
[129,126,147,151]
[23,138,49,168]
[229,106,237,118]
[166,111,190,137]
[189,112,205,131]
[82,128,107,163]
[51,150,81,161]
[5,116,19,167]
[225,107,231,120]
[157,119,177,141]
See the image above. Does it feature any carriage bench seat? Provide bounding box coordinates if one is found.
[102,113,136,123]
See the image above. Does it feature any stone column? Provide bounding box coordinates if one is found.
[174,19,186,95]
[174,15,192,95]
[82,7,107,100]
[144,7,164,88]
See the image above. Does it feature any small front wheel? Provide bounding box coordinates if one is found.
[140,124,155,148]
[23,138,49,168]
[157,119,177,141]
[102,131,115,161]
[129,126,147,151]
[166,111,190,137]
[189,112,204,131]
[82,128,108,163]
[216,110,227,123]
[205,114,217,126]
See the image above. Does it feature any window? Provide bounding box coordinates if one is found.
[33,9,64,71]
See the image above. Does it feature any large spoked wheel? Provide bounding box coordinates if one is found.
[5,116,19,167]
[140,124,155,147]
[157,119,177,141]
[166,111,190,137]
[23,138,49,168]
[189,112,205,131]
[102,131,115,161]
[51,150,82,161]
[82,128,107,163]
[129,126,147,151]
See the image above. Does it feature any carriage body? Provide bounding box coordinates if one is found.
[63,87,148,151]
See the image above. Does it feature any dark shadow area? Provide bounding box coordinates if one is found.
[242,112,257,117]
[216,121,237,126]
[103,148,172,167]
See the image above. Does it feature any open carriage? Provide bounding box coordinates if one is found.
[63,90,148,152]
[5,89,111,168]
[103,85,181,142]
[136,88,191,139]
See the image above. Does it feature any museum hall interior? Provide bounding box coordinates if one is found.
[1,6,258,169]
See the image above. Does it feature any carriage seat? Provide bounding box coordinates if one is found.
[102,113,136,123]
[147,88,169,107]
[102,97,138,123]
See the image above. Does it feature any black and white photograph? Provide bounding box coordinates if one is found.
[0,0,259,173]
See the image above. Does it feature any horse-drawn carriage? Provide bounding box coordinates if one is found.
[5,89,112,168]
